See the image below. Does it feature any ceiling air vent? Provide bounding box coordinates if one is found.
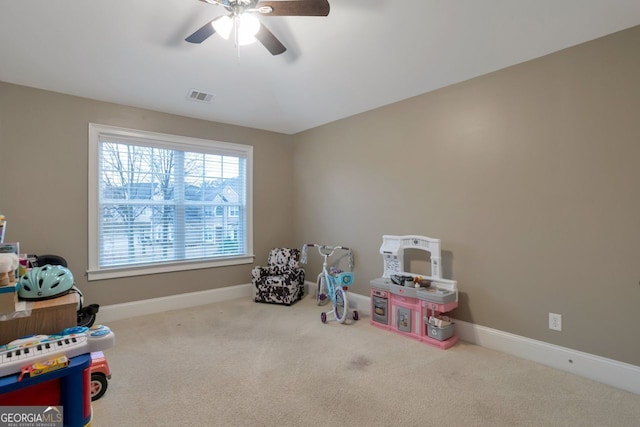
[187,89,214,103]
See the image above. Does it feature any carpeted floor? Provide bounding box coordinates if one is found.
[91,295,640,426]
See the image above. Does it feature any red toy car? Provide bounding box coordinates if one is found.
[90,351,111,401]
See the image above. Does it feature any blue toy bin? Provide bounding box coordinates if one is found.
[334,272,354,287]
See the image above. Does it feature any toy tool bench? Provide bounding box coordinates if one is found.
[370,235,459,349]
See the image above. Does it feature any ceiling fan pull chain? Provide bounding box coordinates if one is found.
[234,15,241,61]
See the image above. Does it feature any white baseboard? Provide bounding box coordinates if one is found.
[97,283,252,323]
[98,281,640,395]
[453,319,640,395]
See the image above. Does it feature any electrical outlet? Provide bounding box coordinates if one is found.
[549,313,562,331]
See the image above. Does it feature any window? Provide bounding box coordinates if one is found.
[88,124,253,280]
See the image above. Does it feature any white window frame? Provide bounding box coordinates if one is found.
[87,123,254,281]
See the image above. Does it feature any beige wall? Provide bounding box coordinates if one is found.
[292,26,640,365]
[0,82,295,305]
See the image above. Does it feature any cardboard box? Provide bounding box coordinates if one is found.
[0,292,79,344]
[0,284,17,315]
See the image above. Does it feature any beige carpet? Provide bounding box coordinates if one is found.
[91,295,640,426]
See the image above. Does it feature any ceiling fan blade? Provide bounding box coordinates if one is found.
[197,0,231,7]
[257,0,330,16]
[255,24,287,55]
[185,20,217,43]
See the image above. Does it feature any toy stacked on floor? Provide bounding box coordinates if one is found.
[0,324,115,378]
[0,252,19,315]
[0,215,16,287]
[19,254,111,401]
[26,254,101,327]
[0,324,115,426]
[370,235,459,349]
[0,246,114,425]
[0,253,18,286]
[0,214,5,244]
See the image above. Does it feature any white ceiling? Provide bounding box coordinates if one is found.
[1,1,639,135]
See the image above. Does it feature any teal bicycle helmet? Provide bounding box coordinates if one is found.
[18,265,74,300]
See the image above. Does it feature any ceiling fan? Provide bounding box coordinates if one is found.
[185,0,330,55]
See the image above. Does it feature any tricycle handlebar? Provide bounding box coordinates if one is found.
[300,243,354,269]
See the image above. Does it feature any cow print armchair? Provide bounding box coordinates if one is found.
[252,248,305,306]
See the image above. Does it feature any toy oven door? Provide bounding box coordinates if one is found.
[372,291,389,325]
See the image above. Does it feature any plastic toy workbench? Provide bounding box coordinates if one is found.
[370,235,459,349]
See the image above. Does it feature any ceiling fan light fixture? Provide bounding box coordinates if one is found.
[237,14,260,45]
[212,15,233,40]
[212,13,259,45]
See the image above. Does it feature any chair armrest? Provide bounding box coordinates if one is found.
[252,266,267,280]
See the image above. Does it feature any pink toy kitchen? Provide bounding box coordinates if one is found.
[370,235,459,349]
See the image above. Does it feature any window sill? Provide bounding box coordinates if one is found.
[87,255,255,281]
